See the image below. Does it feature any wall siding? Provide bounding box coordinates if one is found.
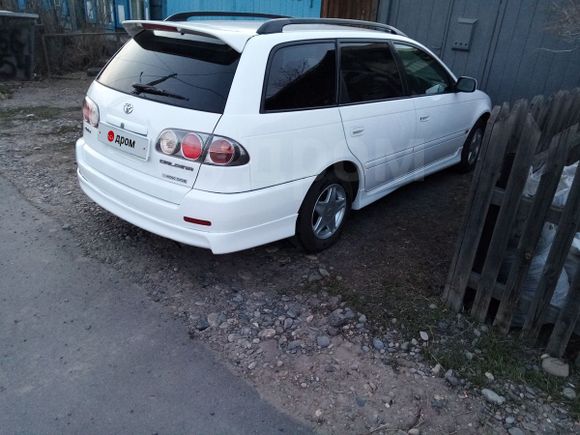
[379,0,580,104]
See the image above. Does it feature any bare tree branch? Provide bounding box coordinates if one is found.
[545,0,580,44]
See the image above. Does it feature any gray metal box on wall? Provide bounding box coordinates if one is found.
[452,18,477,51]
[0,11,39,80]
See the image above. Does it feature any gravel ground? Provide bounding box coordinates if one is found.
[1,78,579,434]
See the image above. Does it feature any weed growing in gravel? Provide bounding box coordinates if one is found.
[0,84,13,100]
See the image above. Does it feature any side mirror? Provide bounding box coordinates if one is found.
[455,76,477,93]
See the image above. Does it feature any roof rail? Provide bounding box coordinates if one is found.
[256,18,407,37]
[165,11,289,22]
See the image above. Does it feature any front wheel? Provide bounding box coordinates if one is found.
[457,124,485,172]
[295,173,352,253]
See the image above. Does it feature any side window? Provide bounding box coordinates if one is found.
[339,42,403,104]
[263,42,336,112]
[393,43,452,96]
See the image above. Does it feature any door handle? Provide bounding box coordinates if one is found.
[419,115,430,122]
[351,127,365,136]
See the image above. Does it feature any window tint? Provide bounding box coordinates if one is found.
[263,42,336,112]
[98,31,240,113]
[340,42,403,104]
[394,43,452,96]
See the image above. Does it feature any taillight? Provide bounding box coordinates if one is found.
[207,138,235,165]
[181,133,203,160]
[155,129,249,166]
[204,136,248,166]
[82,96,99,127]
[158,130,179,155]
[142,23,178,32]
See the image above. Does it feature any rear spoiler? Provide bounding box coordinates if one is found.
[122,20,248,52]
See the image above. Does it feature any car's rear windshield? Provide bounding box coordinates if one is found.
[98,30,240,113]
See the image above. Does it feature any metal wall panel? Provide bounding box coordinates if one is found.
[165,0,322,19]
[378,0,580,104]
[483,0,580,103]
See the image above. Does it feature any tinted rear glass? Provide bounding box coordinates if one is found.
[98,30,240,113]
[340,42,403,104]
[263,42,337,112]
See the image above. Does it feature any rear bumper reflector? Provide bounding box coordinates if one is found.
[183,216,212,226]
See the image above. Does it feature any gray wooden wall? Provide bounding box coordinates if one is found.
[377,0,580,105]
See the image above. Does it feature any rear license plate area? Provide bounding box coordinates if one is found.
[98,124,149,160]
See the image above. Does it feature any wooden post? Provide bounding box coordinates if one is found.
[41,34,52,78]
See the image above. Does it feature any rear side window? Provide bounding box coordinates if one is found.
[393,43,452,96]
[340,42,403,104]
[98,30,240,113]
[263,42,337,112]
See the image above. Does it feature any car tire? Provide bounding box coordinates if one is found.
[296,173,352,253]
[457,123,485,173]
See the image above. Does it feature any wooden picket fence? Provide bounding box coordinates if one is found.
[444,88,580,357]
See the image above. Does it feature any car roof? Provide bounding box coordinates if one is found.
[123,19,412,53]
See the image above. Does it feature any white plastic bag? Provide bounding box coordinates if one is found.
[510,162,579,326]
[524,162,578,208]
[512,224,570,327]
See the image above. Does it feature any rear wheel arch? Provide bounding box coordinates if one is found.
[293,160,361,252]
[318,160,361,203]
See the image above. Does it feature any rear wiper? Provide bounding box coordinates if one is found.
[146,73,177,87]
[131,83,188,101]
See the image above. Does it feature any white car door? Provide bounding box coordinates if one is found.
[393,43,473,168]
[338,41,416,192]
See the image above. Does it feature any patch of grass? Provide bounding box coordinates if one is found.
[320,274,580,418]
[426,321,580,418]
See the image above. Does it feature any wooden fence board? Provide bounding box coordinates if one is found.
[493,131,571,333]
[505,100,530,155]
[469,271,504,300]
[443,104,507,310]
[492,189,563,225]
[534,94,552,132]
[471,112,541,322]
[547,266,580,357]
[525,159,580,337]
[539,91,569,150]
[524,164,580,337]
[568,91,580,130]
[445,89,580,354]
[530,95,545,121]
[554,94,575,134]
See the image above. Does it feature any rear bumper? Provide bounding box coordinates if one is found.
[76,138,314,254]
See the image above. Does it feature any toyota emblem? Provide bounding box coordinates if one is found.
[123,103,134,114]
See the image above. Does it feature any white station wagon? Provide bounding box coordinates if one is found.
[76,13,491,254]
